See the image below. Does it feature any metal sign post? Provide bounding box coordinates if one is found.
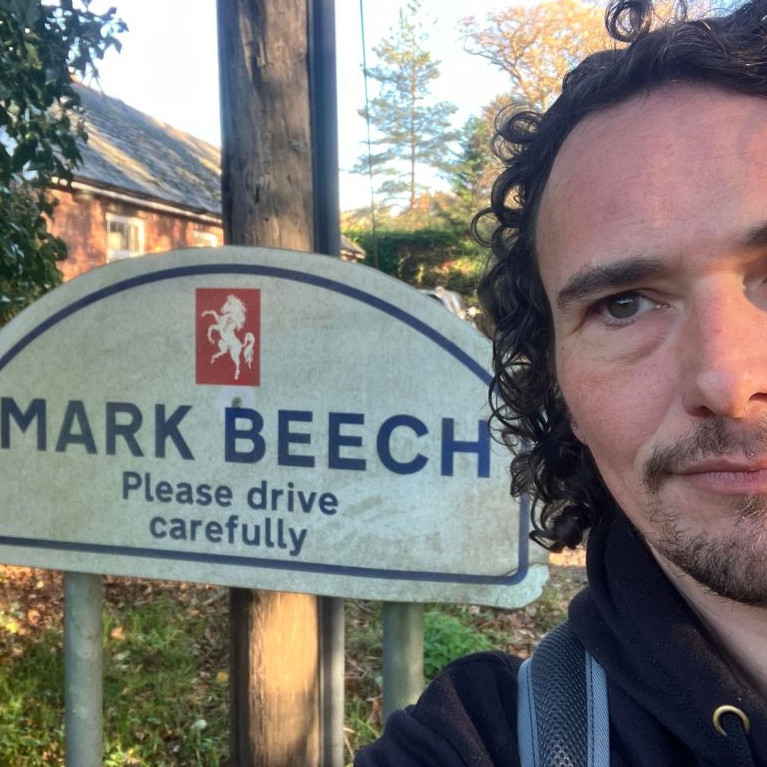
[382,602,424,721]
[64,572,103,767]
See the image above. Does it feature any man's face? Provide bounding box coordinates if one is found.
[537,85,767,604]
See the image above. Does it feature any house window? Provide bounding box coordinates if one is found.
[106,214,145,261]
[193,230,219,248]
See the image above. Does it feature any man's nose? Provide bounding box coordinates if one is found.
[681,279,767,419]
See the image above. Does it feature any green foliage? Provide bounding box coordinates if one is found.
[346,108,503,302]
[0,579,228,765]
[0,618,65,764]
[0,181,66,320]
[101,592,228,764]
[0,0,125,322]
[344,196,488,299]
[345,225,454,282]
[0,566,586,765]
[344,600,385,760]
[450,114,497,216]
[345,697,382,766]
[356,0,458,212]
[423,609,493,680]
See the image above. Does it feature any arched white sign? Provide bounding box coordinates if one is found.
[0,248,546,606]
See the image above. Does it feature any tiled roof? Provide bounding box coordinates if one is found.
[72,83,222,216]
[70,83,365,258]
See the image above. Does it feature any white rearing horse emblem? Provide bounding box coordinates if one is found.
[201,295,256,380]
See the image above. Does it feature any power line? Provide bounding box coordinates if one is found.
[358,0,379,269]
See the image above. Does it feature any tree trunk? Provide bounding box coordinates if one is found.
[217,2,320,765]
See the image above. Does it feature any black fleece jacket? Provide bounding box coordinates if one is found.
[355,514,767,766]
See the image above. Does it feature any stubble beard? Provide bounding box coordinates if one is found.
[652,498,767,607]
[643,419,767,608]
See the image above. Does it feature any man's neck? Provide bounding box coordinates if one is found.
[651,548,767,700]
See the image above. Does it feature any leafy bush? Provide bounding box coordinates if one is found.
[423,609,493,680]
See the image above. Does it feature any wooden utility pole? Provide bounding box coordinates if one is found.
[217,2,321,764]
[217,0,314,250]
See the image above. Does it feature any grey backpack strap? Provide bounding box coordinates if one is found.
[517,622,609,767]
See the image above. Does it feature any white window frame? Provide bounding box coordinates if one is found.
[192,230,219,248]
[106,213,145,262]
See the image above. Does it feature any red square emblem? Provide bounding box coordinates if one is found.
[196,289,261,386]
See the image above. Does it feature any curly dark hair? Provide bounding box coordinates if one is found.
[477,0,767,551]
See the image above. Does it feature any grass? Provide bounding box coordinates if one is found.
[0,572,229,766]
[0,560,586,765]
[100,587,229,765]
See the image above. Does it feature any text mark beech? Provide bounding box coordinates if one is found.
[1,398,492,477]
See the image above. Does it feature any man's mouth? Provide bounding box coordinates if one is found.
[673,460,767,494]
[643,418,767,495]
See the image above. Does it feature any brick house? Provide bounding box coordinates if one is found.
[48,83,224,281]
[49,84,363,281]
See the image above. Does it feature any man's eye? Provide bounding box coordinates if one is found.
[596,292,658,323]
[605,293,641,319]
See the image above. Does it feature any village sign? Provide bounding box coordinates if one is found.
[0,248,546,607]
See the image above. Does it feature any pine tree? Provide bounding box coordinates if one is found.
[450,114,496,214]
[356,0,457,214]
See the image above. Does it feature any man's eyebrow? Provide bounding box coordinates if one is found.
[741,220,767,249]
[556,257,666,312]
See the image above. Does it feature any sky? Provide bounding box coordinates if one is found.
[90,0,518,211]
